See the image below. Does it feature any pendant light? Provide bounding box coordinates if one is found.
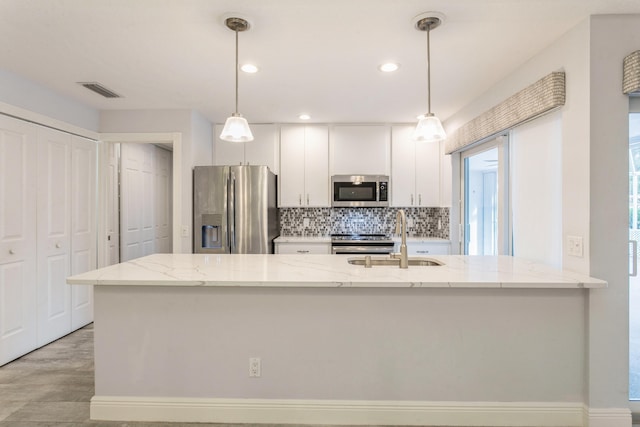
[412,13,446,142]
[220,16,254,142]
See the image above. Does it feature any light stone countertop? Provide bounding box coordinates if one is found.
[67,253,606,289]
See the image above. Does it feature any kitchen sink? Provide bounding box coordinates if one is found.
[347,256,444,267]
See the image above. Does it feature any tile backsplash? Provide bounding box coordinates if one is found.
[279,207,450,239]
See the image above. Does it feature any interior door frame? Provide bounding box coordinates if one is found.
[628,97,640,412]
[97,132,182,268]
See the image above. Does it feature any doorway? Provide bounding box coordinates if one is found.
[98,133,182,268]
[461,135,510,255]
[629,108,640,400]
[119,142,173,262]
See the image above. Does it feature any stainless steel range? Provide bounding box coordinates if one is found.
[331,233,395,255]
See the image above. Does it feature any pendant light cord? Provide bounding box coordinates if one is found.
[235,29,239,115]
[426,26,432,115]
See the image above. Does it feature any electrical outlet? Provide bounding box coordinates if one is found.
[567,235,584,257]
[249,357,261,377]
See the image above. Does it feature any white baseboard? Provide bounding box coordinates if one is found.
[91,396,592,426]
[586,407,632,427]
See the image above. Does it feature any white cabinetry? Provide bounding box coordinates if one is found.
[0,116,96,365]
[275,242,331,254]
[280,125,329,207]
[391,125,440,207]
[330,125,390,175]
[214,124,279,174]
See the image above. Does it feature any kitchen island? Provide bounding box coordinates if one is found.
[68,254,605,426]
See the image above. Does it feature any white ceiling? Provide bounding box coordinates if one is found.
[2,0,640,126]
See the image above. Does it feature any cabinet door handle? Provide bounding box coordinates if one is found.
[297,250,310,254]
[306,194,310,205]
[410,194,414,206]
[9,249,15,255]
[56,243,61,249]
[299,194,302,206]
[419,194,422,206]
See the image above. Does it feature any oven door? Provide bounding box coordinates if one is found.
[332,181,378,207]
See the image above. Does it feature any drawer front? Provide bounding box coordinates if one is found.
[406,243,451,256]
[275,242,331,254]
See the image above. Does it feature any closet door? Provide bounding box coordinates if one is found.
[36,127,71,346]
[0,116,37,365]
[70,136,96,329]
[120,143,155,261]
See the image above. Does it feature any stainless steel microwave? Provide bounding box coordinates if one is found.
[331,175,389,207]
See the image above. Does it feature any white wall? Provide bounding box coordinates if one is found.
[446,19,590,274]
[587,14,640,412]
[95,286,587,403]
[0,68,99,132]
[510,111,562,268]
[100,109,213,253]
[445,12,640,417]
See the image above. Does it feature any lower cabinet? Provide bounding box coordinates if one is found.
[0,115,96,365]
[275,242,331,254]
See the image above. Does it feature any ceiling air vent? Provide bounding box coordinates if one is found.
[77,82,122,98]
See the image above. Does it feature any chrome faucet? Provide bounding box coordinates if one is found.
[391,209,408,268]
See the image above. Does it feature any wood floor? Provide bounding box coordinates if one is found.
[0,324,562,427]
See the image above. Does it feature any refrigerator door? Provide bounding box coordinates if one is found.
[229,165,276,254]
[193,166,230,253]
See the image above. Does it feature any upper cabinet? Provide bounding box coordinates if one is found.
[214,124,279,174]
[330,125,390,175]
[280,125,329,207]
[391,125,441,207]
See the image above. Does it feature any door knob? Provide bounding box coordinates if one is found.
[9,249,15,255]
[56,243,61,248]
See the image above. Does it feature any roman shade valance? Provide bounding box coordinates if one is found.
[624,51,640,95]
[445,71,566,154]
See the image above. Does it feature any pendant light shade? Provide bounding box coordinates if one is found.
[220,16,254,142]
[413,113,446,142]
[412,13,446,142]
[220,114,254,142]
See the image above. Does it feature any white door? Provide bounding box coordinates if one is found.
[0,115,37,365]
[36,127,72,347]
[120,143,173,261]
[120,143,155,261]
[70,136,96,329]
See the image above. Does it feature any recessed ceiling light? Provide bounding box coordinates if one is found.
[241,64,259,73]
[299,114,311,120]
[379,63,400,72]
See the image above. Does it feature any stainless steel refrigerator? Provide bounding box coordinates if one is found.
[193,165,279,254]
